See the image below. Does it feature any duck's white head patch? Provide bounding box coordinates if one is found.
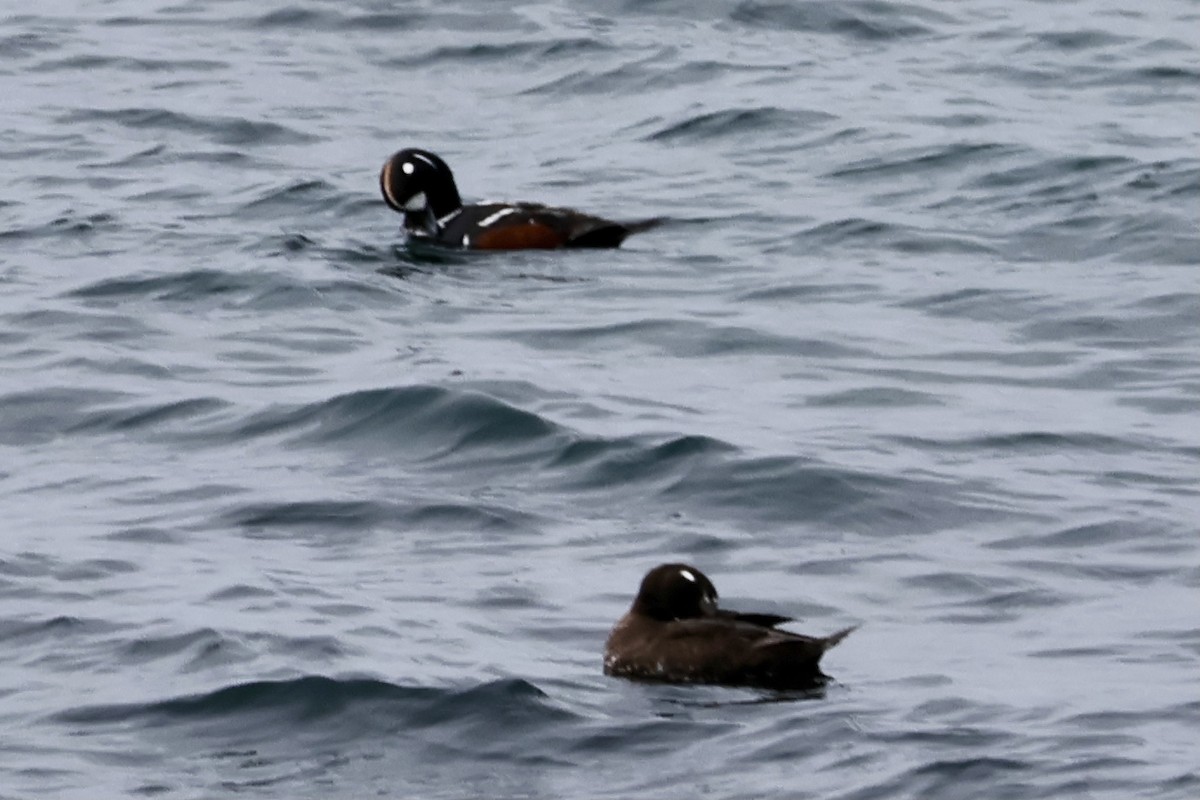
[401,161,415,175]
[679,569,696,583]
[403,192,427,211]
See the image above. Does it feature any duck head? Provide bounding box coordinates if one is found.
[380,148,463,234]
[631,563,719,621]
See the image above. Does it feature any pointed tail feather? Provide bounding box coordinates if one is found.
[620,217,666,234]
[823,625,857,651]
[569,217,666,248]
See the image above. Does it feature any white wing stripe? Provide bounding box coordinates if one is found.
[478,207,518,228]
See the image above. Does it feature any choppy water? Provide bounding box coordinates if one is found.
[3,1,1199,797]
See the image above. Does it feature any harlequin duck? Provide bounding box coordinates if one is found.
[380,148,661,250]
[604,563,856,691]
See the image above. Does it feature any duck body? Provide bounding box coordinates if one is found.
[604,564,855,691]
[380,148,660,250]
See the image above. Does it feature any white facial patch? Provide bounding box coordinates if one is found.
[679,569,696,583]
[403,192,426,211]
[477,207,517,228]
[411,152,438,169]
[401,161,414,175]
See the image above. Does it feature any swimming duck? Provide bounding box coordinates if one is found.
[604,563,855,690]
[380,148,661,250]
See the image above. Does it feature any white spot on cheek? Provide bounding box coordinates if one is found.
[679,569,696,583]
[401,161,414,175]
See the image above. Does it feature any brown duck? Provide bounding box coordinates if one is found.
[604,563,855,691]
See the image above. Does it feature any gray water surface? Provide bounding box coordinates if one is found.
[2,1,1198,798]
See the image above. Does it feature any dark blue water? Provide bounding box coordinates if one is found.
[3,1,1198,797]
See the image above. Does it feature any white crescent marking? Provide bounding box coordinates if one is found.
[381,159,398,208]
[679,569,696,583]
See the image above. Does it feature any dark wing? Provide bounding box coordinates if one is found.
[522,205,627,248]
[715,609,794,628]
[665,616,776,640]
[673,620,855,689]
[752,625,857,662]
[562,215,663,248]
[649,617,778,683]
[521,204,661,249]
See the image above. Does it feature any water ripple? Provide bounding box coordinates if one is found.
[4,1,1199,797]
[57,108,318,147]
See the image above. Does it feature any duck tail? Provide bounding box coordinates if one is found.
[620,216,666,234]
[570,217,667,248]
[823,625,858,651]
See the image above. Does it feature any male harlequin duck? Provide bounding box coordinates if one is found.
[380,148,661,250]
[604,563,856,691]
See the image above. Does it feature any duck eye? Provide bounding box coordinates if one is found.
[401,161,415,175]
